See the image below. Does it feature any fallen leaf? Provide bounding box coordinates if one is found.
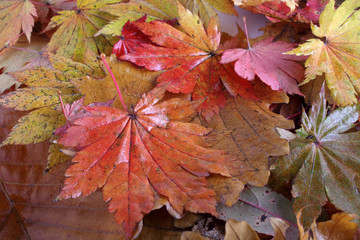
[0,0,37,52]
[174,213,203,229]
[0,54,103,145]
[122,3,255,120]
[0,106,125,239]
[287,0,360,106]
[44,0,119,62]
[71,56,159,110]
[201,81,293,190]
[234,0,297,12]
[297,0,329,23]
[0,36,48,94]
[224,219,260,240]
[97,0,179,36]
[220,35,305,95]
[112,16,152,59]
[217,185,298,237]
[57,86,232,239]
[272,84,360,228]
[312,213,358,240]
[178,0,236,25]
[270,217,290,240]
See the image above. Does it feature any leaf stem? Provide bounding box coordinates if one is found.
[242,16,252,49]
[101,54,129,112]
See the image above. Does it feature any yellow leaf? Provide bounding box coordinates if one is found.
[287,0,360,106]
[71,56,159,110]
[45,0,119,62]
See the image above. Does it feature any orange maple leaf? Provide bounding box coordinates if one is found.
[57,86,231,239]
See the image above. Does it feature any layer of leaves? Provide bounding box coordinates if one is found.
[287,0,360,106]
[200,82,294,195]
[57,87,232,239]
[217,186,297,238]
[0,55,104,145]
[44,0,120,62]
[221,36,305,95]
[0,106,125,239]
[97,0,179,36]
[122,4,256,120]
[0,0,37,51]
[272,85,360,228]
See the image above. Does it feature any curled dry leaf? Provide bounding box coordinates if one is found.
[224,219,260,240]
[57,86,232,239]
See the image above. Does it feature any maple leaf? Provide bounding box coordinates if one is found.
[220,20,305,95]
[97,0,179,36]
[201,81,294,196]
[112,16,152,59]
[0,54,104,145]
[0,0,37,52]
[56,85,232,239]
[271,84,360,228]
[44,0,121,62]
[71,56,159,110]
[178,0,237,25]
[287,0,360,106]
[122,4,255,120]
[54,95,114,136]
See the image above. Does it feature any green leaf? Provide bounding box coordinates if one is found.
[272,85,360,228]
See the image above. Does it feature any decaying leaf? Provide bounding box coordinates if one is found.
[312,213,358,240]
[57,86,232,239]
[122,3,255,120]
[272,84,360,228]
[287,0,360,106]
[0,0,37,52]
[201,81,293,192]
[71,56,159,110]
[217,185,297,237]
[0,106,125,239]
[44,0,120,62]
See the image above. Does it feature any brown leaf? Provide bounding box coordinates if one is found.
[224,219,260,240]
[0,106,125,239]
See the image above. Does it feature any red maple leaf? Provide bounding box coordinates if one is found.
[55,95,114,136]
[220,20,305,95]
[121,4,255,121]
[112,15,152,59]
[56,85,231,239]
